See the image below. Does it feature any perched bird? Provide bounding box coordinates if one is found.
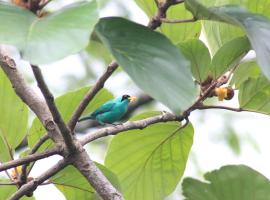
[78,95,136,124]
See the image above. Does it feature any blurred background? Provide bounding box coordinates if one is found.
[2,0,270,199]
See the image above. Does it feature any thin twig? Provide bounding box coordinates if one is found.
[20,134,50,185]
[0,182,17,186]
[0,148,59,172]
[194,105,262,114]
[31,65,77,153]
[160,18,196,23]
[68,61,119,131]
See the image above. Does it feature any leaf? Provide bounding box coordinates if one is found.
[178,39,211,83]
[211,36,251,78]
[202,0,270,54]
[51,164,120,200]
[134,0,201,44]
[105,112,194,200]
[182,165,270,200]
[28,87,113,149]
[0,1,98,64]
[0,179,35,199]
[95,17,197,113]
[0,68,28,162]
[185,0,270,80]
[230,61,261,88]
[238,75,270,115]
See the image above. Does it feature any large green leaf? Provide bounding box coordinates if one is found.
[238,75,270,115]
[134,0,200,44]
[211,36,251,78]
[230,61,261,88]
[0,68,28,162]
[0,1,98,64]
[28,87,113,148]
[185,0,270,80]
[95,17,197,113]
[51,164,120,200]
[202,0,270,53]
[178,39,211,83]
[105,112,194,200]
[0,179,34,199]
[182,165,270,200]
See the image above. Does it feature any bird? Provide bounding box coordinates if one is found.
[78,94,136,124]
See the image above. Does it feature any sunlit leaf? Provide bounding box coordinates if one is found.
[182,165,270,200]
[105,112,194,200]
[238,75,270,115]
[95,17,197,113]
[0,1,98,64]
[0,69,28,162]
[230,61,261,88]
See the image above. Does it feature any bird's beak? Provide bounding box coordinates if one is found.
[128,96,137,103]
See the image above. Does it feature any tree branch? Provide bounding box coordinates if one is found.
[9,159,69,200]
[194,105,259,113]
[0,148,59,172]
[80,112,183,145]
[31,65,77,153]
[68,61,119,131]
[0,54,62,142]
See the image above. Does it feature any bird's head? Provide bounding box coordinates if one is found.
[121,94,137,103]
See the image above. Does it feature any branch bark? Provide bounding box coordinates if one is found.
[31,65,77,153]
[0,148,59,172]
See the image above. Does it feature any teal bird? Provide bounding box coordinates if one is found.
[78,95,136,124]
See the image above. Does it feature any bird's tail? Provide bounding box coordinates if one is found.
[78,116,93,122]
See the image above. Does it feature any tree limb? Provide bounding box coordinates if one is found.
[31,65,77,153]
[80,112,183,145]
[0,148,59,172]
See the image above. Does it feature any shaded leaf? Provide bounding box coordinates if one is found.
[178,39,211,83]
[0,68,28,162]
[202,0,270,53]
[185,0,270,80]
[28,87,113,149]
[105,112,194,200]
[95,17,197,113]
[134,0,200,44]
[238,75,270,115]
[211,37,251,78]
[230,61,261,88]
[182,165,270,200]
[0,1,98,64]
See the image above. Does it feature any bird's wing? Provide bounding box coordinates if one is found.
[90,100,116,117]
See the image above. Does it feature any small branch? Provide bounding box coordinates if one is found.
[20,134,50,185]
[0,182,17,186]
[172,0,185,4]
[68,61,118,131]
[9,159,69,200]
[80,112,183,145]
[194,105,257,113]
[31,65,77,153]
[0,148,59,172]
[160,18,196,23]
